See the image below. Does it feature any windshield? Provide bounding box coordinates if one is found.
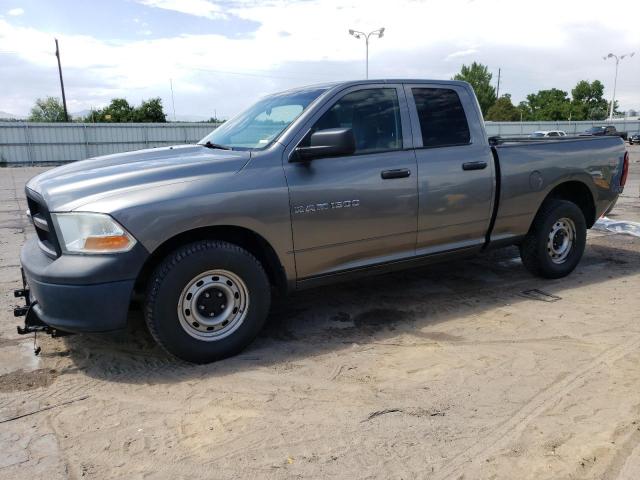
[199,87,328,150]
[588,127,605,133]
[531,132,545,137]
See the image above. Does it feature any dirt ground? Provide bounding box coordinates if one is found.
[1,145,639,479]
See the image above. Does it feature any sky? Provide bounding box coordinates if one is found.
[0,0,638,120]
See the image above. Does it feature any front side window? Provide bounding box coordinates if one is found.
[304,88,402,154]
[199,87,327,150]
[412,88,471,148]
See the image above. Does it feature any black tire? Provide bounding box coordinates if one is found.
[145,240,271,363]
[519,199,587,279]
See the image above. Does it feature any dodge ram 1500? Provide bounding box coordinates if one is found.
[14,80,629,363]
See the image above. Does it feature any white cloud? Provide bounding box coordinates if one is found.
[445,49,479,61]
[7,7,24,16]
[137,0,226,20]
[1,0,639,118]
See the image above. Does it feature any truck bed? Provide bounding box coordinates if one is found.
[489,135,625,244]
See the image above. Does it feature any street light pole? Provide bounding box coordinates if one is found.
[348,28,385,79]
[365,35,369,79]
[603,52,635,120]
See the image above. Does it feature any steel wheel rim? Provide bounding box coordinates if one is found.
[177,269,249,341]
[547,217,575,264]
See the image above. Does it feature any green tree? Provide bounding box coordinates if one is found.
[523,88,571,121]
[485,94,521,121]
[29,97,68,122]
[453,62,496,116]
[84,109,101,123]
[100,98,134,122]
[132,98,166,122]
[516,101,533,121]
[570,80,608,120]
[84,98,167,122]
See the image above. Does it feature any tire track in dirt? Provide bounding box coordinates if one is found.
[433,333,640,480]
[0,347,188,415]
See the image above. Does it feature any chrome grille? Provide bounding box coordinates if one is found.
[25,190,60,258]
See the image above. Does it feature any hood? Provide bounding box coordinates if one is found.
[26,145,251,211]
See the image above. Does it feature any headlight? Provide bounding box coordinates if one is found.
[52,212,136,254]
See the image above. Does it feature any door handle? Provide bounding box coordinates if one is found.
[381,168,411,179]
[462,161,488,171]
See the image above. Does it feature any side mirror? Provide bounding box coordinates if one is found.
[292,128,356,162]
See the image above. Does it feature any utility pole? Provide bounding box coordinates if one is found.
[496,68,501,99]
[55,39,69,122]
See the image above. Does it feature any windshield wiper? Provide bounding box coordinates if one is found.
[199,141,232,150]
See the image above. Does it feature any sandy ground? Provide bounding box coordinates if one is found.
[0,145,639,479]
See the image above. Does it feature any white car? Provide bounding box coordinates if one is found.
[530,130,567,138]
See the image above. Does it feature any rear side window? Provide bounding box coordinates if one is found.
[306,88,402,154]
[411,88,470,148]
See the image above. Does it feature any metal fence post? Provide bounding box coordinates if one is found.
[83,124,89,160]
[24,123,33,165]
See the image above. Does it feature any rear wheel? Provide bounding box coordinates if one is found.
[145,240,271,363]
[519,199,586,279]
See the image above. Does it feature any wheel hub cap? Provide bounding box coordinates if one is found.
[177,270,249,341]
[547,217,576,264]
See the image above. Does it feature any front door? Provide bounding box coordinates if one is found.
[283,85,418,279]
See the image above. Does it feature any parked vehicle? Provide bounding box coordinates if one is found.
[529,130,566,138]
[14,80,629,363]
[629,133,640,145]
[580,125,628,140]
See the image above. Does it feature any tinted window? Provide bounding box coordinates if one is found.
[306,88,402,154]
[411,88,470,148]
[548,131,559,137]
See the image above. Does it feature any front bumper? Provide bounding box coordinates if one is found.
[19,236,147,333]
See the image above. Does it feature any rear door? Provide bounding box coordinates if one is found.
[283,84,418,279]
[404,84,495,255]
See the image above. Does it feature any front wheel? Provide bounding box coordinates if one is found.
[145,240,271,363]
[519,199,587,279]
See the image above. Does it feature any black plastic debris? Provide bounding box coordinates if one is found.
[519,289,562,302]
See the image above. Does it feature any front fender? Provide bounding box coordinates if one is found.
[79,156,296,283]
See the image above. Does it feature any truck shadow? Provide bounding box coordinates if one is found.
[57,236,640,384]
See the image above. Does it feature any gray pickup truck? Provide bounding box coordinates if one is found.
[14,80,629,363]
